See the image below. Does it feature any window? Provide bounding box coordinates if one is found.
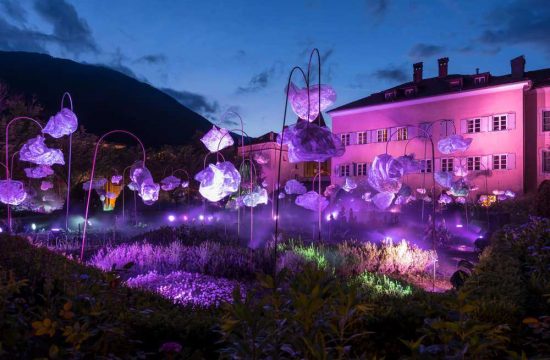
[467,156,481,171]
[467,118,481,133]
[474,76,486,85]
[357,131,367,144]
[339,164,351,177]
[404,88,416,97]
[420,159,432,173]
[376,129,388,142]
[340,133,350,146]
[543,151,550,173]
[492,114,507,131]
[384,91,396,101]
[441,158,454,172]
[396,127,408,141]
[356,163,368,176]
[543,111,550,132]
[493,154,507,170]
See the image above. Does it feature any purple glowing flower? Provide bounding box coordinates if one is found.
[111,175,123,184]
[437,135,473,155]
[161,175,181,191]
[24,165,54,179]
[106,192,117,199]
[242,186,268,207]
[342,177,357,192]
[284,179,307,195]
[42,108,78,138]
[454,165,468,177]
[435,171,453,188]
[40,181,53,191]
[368,154,403,194]
[372,192,395,210]
[200,126,234,153]
[19,135,64,166]
[416,188,427,195]
[397,154,423,174]
[505,190,515,198]
[449,179,469,197]
[130,162,160,205]
[127,182,138,191]
[438,193,453,204]
[278,121,345,163]
[324,184,339,197]
[455,196,466,204]
[361,192,372,202]
[181,180,189,188]
[0,180,27,205]
[295,191,329,211]
[194,161,240,202]
[82,178,107,191]
[287,82,337,122]
[278,192,285,199]
[254,152,269,165]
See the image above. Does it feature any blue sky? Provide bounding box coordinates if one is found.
[1,0,549,136]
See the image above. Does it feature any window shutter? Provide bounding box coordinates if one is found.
[481,117,490,132]
[507,113,516,129]
[507,153,516,169]
[366,130,372,144]
[408,126,418,139]
[481,155,490,171]
[488,155,494,170]
[389,127,397,141]
[352,163,357,176]
[460,119,468,134]
[336,165,341,177]
[350,132,357,145]
[435,158,441,172]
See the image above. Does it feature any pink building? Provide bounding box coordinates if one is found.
[329,56,550,196]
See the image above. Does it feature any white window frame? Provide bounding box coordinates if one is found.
[340,133,350,146]
[492,154,508,170]
[404,88,415,96]
[396,127,408,141]
[376,129,388,142]
[441,158,454,172]
[543,151,550,173]
[492,114,508,131]
[339,164,351,177]
[543,110,550,132]
[467,156,481,171]
[356,163,368,176]
[357,131,367,145]
[474,76,486,85]
[467,118,481,133]
[420,159,432,173]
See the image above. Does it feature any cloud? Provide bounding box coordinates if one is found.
[161,88,220,117]
[477,0,550,54]
[217,106,243,127]
[409,43,445,58]
[135,54,167,64]
[372,66,408,82]
[34,0,97,53]
[236,62,282,94]
[366,0,389,17]
[0,17,50,53]
[1,0,27,23]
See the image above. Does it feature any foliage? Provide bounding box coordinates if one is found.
[354,271,413,298]
[534,180,550,219]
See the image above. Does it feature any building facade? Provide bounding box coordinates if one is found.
[329,56,550,196]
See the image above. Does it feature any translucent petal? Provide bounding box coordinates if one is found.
[295,191,329,211]
[82,178,107,191]
[438,193,453,204]
[368,154,403,193]
[242,186,268,207]
[161,175,181,191]
[397,154,422,174]
[200,126,234,153]
[287,82,337,122]
[24,165,53,179]
[40,181,53,191]
[284,179,307,195]
[435,171,453,188]
[19,135,64,166]
[372,192,395,210]
[194,161,241,202]
[130,161,160,205]
[437,135,473,154]
[278,121,344,163]
[0,180,27,205]
[42,108,78,138]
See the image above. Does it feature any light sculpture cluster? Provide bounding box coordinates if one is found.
[24,165,54,179]
[437,135,473,154]
[295,191,329,211]
[161,175,181,191]
[129,162,160,205]
[287,82,336,122]
[194,161,240,202]
[201,126,234,153]
[19,135,65,166]
[284,179,307,195]
[278,121,344,163]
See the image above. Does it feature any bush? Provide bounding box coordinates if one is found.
[534,180,550,218]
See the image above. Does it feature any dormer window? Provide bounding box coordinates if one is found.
[384,90,396,101]
[474,75,488,86]
[403,87,417,97]
[448,78,463,90]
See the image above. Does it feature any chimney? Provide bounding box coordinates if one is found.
[511,55,525,78]
[413,62,423,83]
[437,57,449,78]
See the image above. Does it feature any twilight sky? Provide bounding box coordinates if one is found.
[1,0,549,136]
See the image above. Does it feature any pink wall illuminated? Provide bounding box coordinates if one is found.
[525,86,550,191]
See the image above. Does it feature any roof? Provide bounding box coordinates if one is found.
[329,67,550,113]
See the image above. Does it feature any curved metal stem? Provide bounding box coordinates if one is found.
[80,130,146,261]
[60,92,75,231]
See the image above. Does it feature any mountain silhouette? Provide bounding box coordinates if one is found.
[0,51,213,146]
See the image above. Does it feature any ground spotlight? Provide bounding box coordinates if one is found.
[168,215,175,222]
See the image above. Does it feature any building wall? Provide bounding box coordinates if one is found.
[330,82,529,196]
[525,85,550,191]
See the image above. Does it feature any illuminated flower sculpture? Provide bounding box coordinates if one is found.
[295,191,329,211]
[449,179,469,197]
[130,162,160,205]
[253,152,269,165]
[397,154,422,174]
[82,178,107,191]
[372,192,395,210]
[284,179,307,195]
[40,181,53,191]
[342,177,357,192]
[160,175,181,191]
[24,165,54,179]
[278,121,344,163]
[0,180,27,205]
[287,82,337,122]
[19,136,64,166]
[201,126,234,153]
[181,180,189,188]
[242,186,268,207]
[42,108,78,138]
[111,175,123,184]
[437,135,472,155]
[194,161,240,202]
[438,193,453,205]
[368,154,403,194]
[435,171,453,188]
